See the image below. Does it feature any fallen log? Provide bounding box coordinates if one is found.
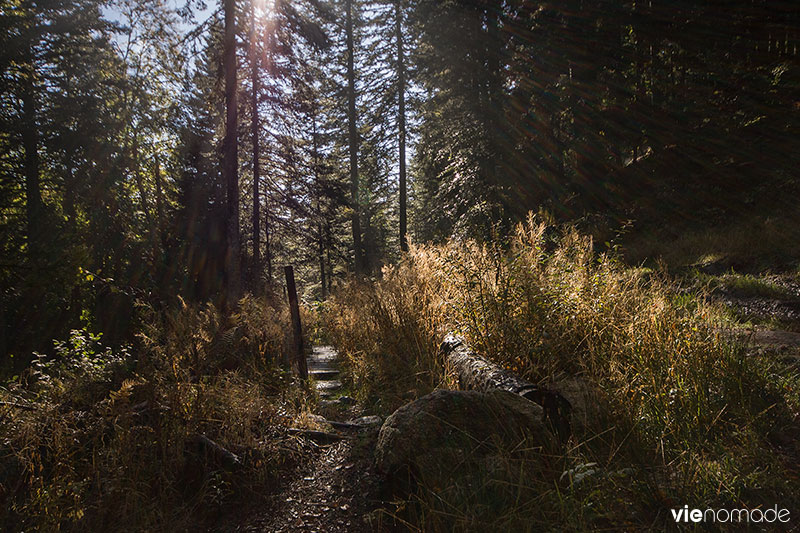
[440,334,573,440]
[189,434,242,471]
[0,400,37,411]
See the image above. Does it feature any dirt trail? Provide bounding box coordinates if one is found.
[713,275,800,356]
[220,291,800,532]
[220,346,387,532]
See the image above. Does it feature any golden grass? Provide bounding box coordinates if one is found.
[0,295,311,531]
[326,214,800,530]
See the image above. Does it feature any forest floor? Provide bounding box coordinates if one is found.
[222,274,800,532]
[713,273,800,354]
[217,347,389,533]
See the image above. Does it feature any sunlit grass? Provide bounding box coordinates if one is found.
[0,296,313,531]
[623,211,800,272]
[326,214,800,530]
[702,272,793,299]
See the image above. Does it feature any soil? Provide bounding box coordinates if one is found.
[222,431,387,532]
[710,274,800,352]
[216,346,392,533]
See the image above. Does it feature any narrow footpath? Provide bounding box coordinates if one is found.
[224,346,386,533]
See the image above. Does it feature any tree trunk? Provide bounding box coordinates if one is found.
[264,200,272,283]
[250,0,261,288]
[131,137,156,257]
[223,0,241,308]
[64,158,77,231]
[318,229,327,300]
[441,334,573,440]
[311,109,326,299]
[396,0,408,252]
[345,0,364,275]
[131,137,151,222]
[22,69,42,264]
[484,5,503,223]
[154,155,166,247]
[325,224,333,295]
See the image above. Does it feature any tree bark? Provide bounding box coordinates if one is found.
[318,231,327,300]
[311,109,326,299]
[131,137,151,222]
[345,0,364,274]
[396,0,408,252]
[325,224,333,295]
[440,334,573,440]
[250,0,261,288]
[22,68,42,264]
[154,154,166,247]
[484,5,503,222]
[223,0,241,308]
[264,199,272,283]
[64,158,77,231]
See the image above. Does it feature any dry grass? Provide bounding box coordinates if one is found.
[623,211,800,272]
[327,214,800,531]
[325,255,453,410]
[0,295,312,531]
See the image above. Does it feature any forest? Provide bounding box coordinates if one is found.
[1,0,799,530]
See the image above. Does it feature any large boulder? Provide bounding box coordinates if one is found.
[375,389,558,495]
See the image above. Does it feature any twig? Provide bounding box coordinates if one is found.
[0,401,36,411]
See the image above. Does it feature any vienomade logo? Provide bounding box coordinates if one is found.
[671,505,790,524]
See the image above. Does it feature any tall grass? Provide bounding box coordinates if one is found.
[325,254,452,410]
[327,215,800,530]
[0,295,310,531]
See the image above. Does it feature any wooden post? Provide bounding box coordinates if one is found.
[284,265,308,380]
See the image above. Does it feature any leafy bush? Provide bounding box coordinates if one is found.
[30,329,131,401]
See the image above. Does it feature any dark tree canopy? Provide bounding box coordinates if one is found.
[0,0,798,364]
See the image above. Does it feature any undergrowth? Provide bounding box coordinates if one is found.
[326,214,800,531]
[0,294,313,531]
[623,210,800,272]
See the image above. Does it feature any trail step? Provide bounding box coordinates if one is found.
[308,361,338,371]
[310,370,340,380]
[308,346,343,396]
[315,380,342,391]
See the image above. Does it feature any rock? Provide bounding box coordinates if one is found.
[350,415,382,427]
[375,389,557,495]
[338,395,356,405]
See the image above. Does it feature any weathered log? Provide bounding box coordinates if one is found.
[189,434,242,471]
[441,334,573,440]
[0,400,37,411]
